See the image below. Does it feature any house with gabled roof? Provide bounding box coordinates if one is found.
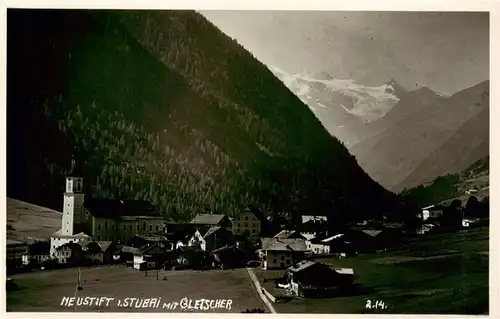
[132,243,166,270]
[284,260,355,297]
[260,237,307,270]
[55,242,84,265]
[231,206,263,241]
[297,217,329,237]
[163,223,198,250]
[188,226,235,252]
[190,213,232,229]
[83,241,114,264]
[211,243,248,269]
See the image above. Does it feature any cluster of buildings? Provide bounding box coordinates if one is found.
[7,163,265,272]
[13,157,483,285]
[9,159,404,275]
[416,203,484,235]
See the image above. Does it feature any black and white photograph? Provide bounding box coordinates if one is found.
[3,2,494,315]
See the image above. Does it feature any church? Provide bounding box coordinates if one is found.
[49,155,166,258]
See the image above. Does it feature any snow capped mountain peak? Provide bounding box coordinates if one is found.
[269,65,401,123]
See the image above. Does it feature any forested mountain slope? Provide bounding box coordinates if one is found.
[7,9,413,223]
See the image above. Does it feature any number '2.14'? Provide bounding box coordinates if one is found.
[365,300,387,310]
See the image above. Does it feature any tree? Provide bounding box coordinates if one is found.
[465,196,480,218]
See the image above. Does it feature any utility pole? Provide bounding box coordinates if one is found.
[73,266,81,312]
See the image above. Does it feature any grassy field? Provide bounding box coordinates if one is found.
[254,226,489,314]
[6,266,267,313]
[6,198,62,242]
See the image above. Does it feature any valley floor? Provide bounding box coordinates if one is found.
[6,266,267,313]
[254,226,489,314]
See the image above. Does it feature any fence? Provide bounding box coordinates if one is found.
[261,287,276,303]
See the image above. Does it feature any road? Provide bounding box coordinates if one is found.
[246,267,277,314]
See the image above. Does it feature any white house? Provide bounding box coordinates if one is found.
[462,219,476,228]
[132,244,165,270]
[307,234,344,255]
[260,237,307,270]
[421,205,445,221]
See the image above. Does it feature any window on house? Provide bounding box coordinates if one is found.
[143,222,146,231]
[156,225,159,231]
[98,224,101,231]
[130,225,133,231]
[123,225,126,230]
[252,229,255,233]
[149,225,153,231]
[273,259,277,263]
[97,235,100,241]
[137,224,139,231]
[281,255,284,260]
[105,221,108,230]
[245,216,248,220]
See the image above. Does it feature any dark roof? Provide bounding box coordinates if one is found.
[165,231,194,242]
[27,241,50,255]
[136,234,168,242]
[273,230,309,240]
[164,223,198,242]
[121,246,140,254]
[165,223,196,233]
[136,243,166,255]
[190,214,227,225]
[261,238,307,252]
[84,198,160,219]
[212,244,244,254]
[245,205,265,221]
[84,241,103,253]
[361,230,383,237]
[288,260,317,272]
[98,241,113,252]
[7,239,26,246]
[203,226,222,238]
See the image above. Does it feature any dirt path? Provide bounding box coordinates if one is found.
[246,267,277,314]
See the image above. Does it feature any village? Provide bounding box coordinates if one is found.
[6,156,489,309]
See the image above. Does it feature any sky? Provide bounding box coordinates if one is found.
[199,11,489,95]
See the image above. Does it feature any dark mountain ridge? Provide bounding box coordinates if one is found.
[7,9,412,223]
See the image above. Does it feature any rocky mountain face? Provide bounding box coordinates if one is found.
[271,66,489,192]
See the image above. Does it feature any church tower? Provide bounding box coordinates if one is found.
[61,151,85,236]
